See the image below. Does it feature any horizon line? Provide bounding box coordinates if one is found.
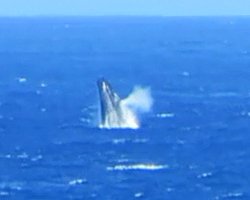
[0,14,250,18]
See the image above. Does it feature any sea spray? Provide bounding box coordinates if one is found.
[121,86,153,113]
[98,80,153,129]
[116,86,153,129]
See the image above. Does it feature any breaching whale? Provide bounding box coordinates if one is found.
[97,78,139,129]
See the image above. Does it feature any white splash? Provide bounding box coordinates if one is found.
[121,86,153,113]
[121,86,153,128]
[100,86,153,129]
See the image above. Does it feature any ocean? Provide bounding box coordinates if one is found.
[0,16,250,200]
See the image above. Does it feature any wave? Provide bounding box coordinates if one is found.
[107,163,168,171]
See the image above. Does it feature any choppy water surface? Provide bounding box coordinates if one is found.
[0,17,250,200]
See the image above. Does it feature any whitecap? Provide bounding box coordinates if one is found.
[134,192,144,198]
[17,152,29,159]
[40,82,48,88]
[5,154,11,159]
[36,90,42,95]
[17,77,27,83]
[222,192,243,198]
[31,155,43,162]
[68,179,87,186]
[116,158,130,163]
[215,192,244,199]
[166,187,174,192]
[40,108,47,112]
[209,92,238,98]
[112,138,127,144]
[0,181,23,191]
[79,117,91,123]
[182,71,190,77]
[240,111,250,117]
[197,172,213,179]
[0,191,9,196]
[107,163,168,171]
[133,138,148,143]
[156,113,175,118]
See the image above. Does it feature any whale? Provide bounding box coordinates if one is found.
[97,78,139,129]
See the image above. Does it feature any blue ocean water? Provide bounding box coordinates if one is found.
[0,16,250,200]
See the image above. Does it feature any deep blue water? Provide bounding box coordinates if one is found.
[0,16,250,200]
